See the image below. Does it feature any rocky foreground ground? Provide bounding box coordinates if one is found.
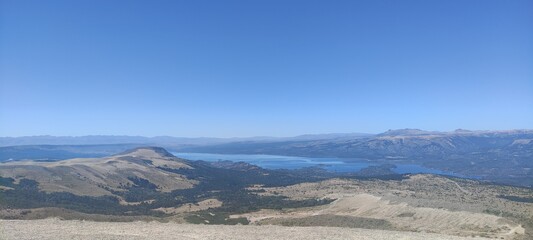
[0,219,489,240]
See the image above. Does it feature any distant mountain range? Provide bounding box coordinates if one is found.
[0,132,370,162]
[0,133,372,147]
[0,129,532,187]
[183,129,533,158]
[179,129,533,187]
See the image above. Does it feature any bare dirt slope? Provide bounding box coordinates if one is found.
[240,175,533,239]
[235,193,523,239]
[0,218,489,240]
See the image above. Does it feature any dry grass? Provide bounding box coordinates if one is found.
[239,175,533,239]
[154,199,222,214]
[0,148,196,197]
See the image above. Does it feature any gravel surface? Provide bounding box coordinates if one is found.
[0,219,489,240]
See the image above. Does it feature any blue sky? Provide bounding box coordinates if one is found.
[1,0,532,137]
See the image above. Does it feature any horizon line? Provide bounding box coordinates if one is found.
[2,128,533,139]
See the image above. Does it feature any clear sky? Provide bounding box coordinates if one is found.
[1,0,532,137]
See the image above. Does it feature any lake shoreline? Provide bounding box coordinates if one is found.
[172,152,467,178]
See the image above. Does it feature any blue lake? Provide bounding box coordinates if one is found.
[173,152,460,176]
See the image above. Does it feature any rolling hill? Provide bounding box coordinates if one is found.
[0,147,195,197]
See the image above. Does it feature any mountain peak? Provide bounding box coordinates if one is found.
[115,146,175,158]
[377,129,439,137]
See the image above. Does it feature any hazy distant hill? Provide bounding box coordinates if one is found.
[0,133,371,147]
[0,133,371,161]
[182,129,533,157]
[0,135,239,147]
[0,144,145,161]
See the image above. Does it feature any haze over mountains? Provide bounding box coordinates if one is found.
[181,129,533,157]
[0,133,369,161]
[0,132,372,147]
[2,129,529,147]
